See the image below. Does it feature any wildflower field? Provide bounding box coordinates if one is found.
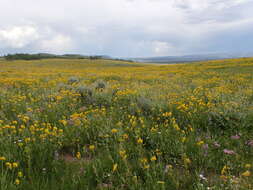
[0,58,253,190]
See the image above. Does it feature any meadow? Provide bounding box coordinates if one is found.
[0,58,252,190]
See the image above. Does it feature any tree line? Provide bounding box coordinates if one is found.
[3,53,109,61]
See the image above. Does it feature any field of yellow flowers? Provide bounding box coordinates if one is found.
[0,58,253,189]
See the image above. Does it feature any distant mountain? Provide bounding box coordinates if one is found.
[131,53,253,63]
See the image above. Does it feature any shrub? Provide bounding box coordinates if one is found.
[93,79,107,90]
[68,77,80,84]
[136,96,153,115]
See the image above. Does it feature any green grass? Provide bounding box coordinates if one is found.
[0,58,253,189]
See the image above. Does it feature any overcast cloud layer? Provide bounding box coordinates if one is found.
[0,0,253,57]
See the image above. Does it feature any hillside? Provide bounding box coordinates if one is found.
[0,58,253,189]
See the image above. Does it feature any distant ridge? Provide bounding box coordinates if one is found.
[2,53,113,61]
[130,53,253,63]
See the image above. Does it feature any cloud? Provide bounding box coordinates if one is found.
[152,41,174,56]
[173,0,250,11]
[0,26,39,48]
[38,34,74,53]
[0,24,74,54]
[0,0,253,56]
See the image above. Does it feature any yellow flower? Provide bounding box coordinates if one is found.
[74,119,81,126]
[59,120,67,126]
[173,123,180,131]
[18,143,24,147]
[184,158,191,165]
[196,141,204,146]
[111,128,118,133]
[162,112,172,117]
[112,163,118,172]
[12,120,18,124]
[119,150,127,159]
[12,162,18,168]
[15,179,20,185]
[245,164,251,168]
[25,137,31,143]
[133,175,138,182]
[140,158,148,164]
[18,171,23,177]
[180,137,186,143]
[150,156,157,161]
[5,162,12,169]
[56,95,62,101]
[0,156,6,161]
[116,122,122,127]
[76,152,81,159]
[27,108,33,112]
[155,149,162,156]
[150,127,157,132]
[221,165,229,175]
[89,145,95,151]
[242,170,251,177]
[137,138,143,144]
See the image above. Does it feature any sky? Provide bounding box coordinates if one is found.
[0,0,253,57]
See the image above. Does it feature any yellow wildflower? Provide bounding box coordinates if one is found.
[221,165,229,175]
[140,158,148,164]
[119,150,127,159]
[76,152,81,159]
[112,163,118,172]
[18,143,24,147]
[197,141,204,146]
[12,162,18,168]
[5,162,12,169]
[133,175,137,182]
[89,145,95,151]
[184,158,191,165]
[242,170,251,177]
[15,179,20,185]
[245,164,251,168]
[137,138,143,144]
[173,123,180,131]
[12,120,18,124]
[18,171,23,177]
[111,128,118,133]
[25,137,31,143]
[59,120,67,126]
[181,137,186,143]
